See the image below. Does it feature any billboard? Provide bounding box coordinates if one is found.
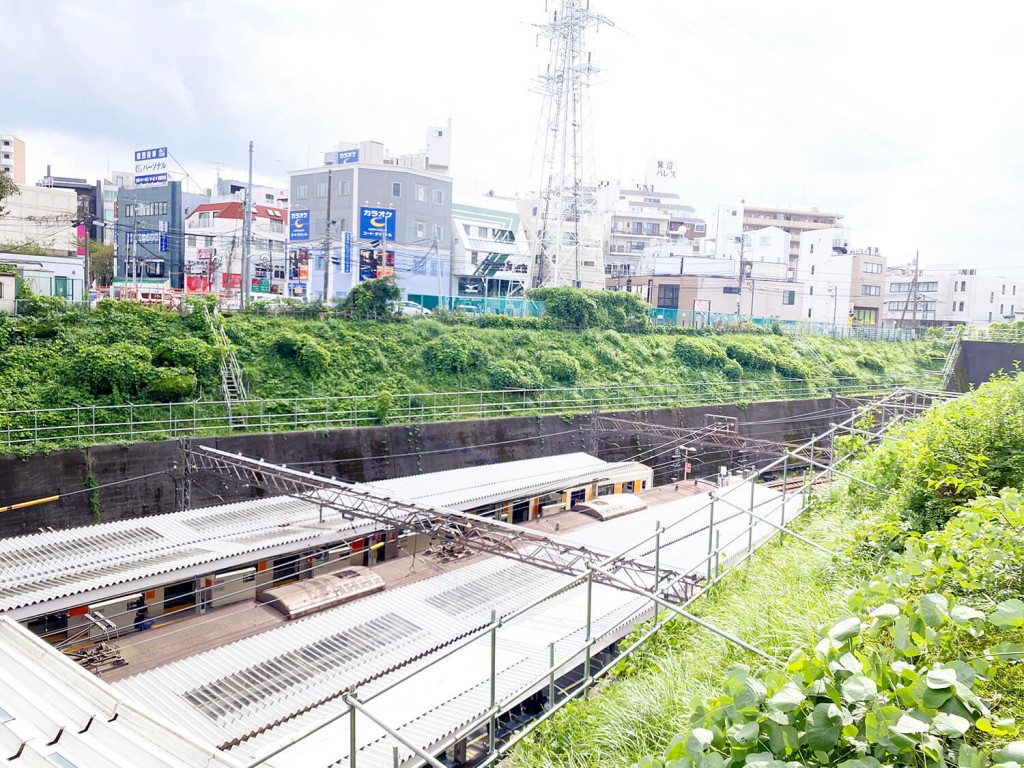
[134,147,169,186]
[359,207,396,240]
[359,249,395,281]
[327,149,359,165]
[289,210,310,241]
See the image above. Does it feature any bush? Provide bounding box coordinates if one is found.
[422,336,487,375]
[673,337,727,368]
[722,358,744,380]
[273,331,303,359]
[856,353,886,373]
[148,368,197,401]
[830,358,858,378]
[527,287,601,329]
[154,337,219,376]
[296,337,331,377]
[71,342,155,397]
[775,356,810,379]
[338,275,401,320]
[488,360,544,390]
[538,350,582,384]
[724,338,776,370]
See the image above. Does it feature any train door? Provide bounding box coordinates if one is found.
[273,554,300,585]
[511,499,530,524]
[164,579,197,613]
[569,488,587,508]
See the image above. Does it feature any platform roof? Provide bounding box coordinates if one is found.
[359,452,648,511]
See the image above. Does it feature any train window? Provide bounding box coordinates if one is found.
[597,483,614,497]
[641,480,647,490]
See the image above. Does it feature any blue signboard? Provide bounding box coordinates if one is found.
[327,149,360,165]
[134,173,168,186]
[134,147,168,162]
[359,207,397,240]
[289,210,310,241]
[344,231,352,273]
[159,233,168,253]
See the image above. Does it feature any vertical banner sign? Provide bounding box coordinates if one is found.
[343,231,352,273]
[289,210,310,241]
[76,225,86,256]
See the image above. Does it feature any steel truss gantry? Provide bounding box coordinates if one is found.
[187,445,702,604]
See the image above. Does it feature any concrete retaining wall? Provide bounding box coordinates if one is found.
[951,340,1024,391]
[0,396,856,537]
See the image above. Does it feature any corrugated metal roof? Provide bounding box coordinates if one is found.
[0,616,241,767]
[0,496,379,618]
[0,453,640,620]
[111,483,804,768]
[359,452,646,510]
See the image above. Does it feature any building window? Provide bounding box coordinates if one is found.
[415,221,426,240]
[124,204,135,218]
[186,236,196,247]
[694,223,706,233]
[862,285,880,296]
[204,236,214,247]
[809,286,814,295]
[863,262,882,274]
[1001,304,1005,314]
[316,182,328,198]
[432,224,443,242]
[296,184,308,200]
[339,179,351,196]
[416,184,427,202]
[959,301,965,311]
[808,308,813,318]
[760,236,771,246]
[1002,284,1006,294]
[952,302,957,312]
[783,290,796,305]
[991,292,995,303]
[645,223,660,236]
[961,280,967,291]
[656,284,679,309]
[810,265,815,274]
[392,182,401,197]
[853,307,878,325]
[432,189,445,205]
[810,244,814,253]
[989,312,993,322]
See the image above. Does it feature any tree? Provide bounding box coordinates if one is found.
[338,275,402,320]
[89,239,115,286]
[0,170,18,219]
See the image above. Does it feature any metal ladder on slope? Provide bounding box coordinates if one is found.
[205,307,248,428]
[939,326,963,391]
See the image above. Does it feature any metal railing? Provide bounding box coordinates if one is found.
[962,324,1024,343]
[0,374,940,453]
[243,387,952,768]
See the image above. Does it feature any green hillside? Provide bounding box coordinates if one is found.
[0,291,948,453]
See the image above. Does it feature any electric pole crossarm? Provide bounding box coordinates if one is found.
[187,446,698,603]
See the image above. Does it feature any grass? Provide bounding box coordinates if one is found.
[505,486,875,768]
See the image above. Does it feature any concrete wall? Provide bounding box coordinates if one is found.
[0,396,856,537]
[950,340,1024,392]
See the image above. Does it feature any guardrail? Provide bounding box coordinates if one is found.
[0,374,939,453]
[962,325,1024,342]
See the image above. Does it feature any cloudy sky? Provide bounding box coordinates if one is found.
[4,0,1022,269]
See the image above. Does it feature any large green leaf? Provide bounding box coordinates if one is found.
[989,598,1024,629]
[919,593,949,628]
[986,642,1024,661]
[828,618,862,642]
[925,667,957,689]
[994,742,1024,763]
[840,675,878,704]
[930,712,971,737]
[727,721,759,747]
[769,682,805,713]
[685,729,714,760]
[805,703,842,751]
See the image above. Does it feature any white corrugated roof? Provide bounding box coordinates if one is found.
[359,452,644,511]
[0,616,242,767]
[0,496,379,619]
[111,482,803,768]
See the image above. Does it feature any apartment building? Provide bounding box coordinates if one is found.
[0,184,78,256]
[882,264,1023,328]
[0,134,26,184]
[743,204,843,262]
[796,228,886,328]
[600,183,706,278]
[452,194,532,297]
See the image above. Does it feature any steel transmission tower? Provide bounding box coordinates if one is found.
[531,0,610,289]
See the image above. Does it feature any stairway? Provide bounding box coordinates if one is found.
[205,307,248,428]
[939,326,963,391]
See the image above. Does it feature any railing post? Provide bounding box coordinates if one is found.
[548,642,556,709]
[706,497,716,584]
[652,521,661,623]
[748,478,756,554]
[488,609,498,756]
[349,699,357,768]
[583,568,593,692]
[714,529,722,582]
[781,453,789,529]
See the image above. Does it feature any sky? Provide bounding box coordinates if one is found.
[3,0,1023,269]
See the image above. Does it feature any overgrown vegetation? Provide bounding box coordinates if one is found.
[0,287,947,451]
[509,374,1024,768]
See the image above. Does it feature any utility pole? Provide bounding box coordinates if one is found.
[131,199,139,302]
[322,168,333,302]
[243,140,254,308]
[897,250,920,330]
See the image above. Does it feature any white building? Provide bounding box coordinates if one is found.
[0,251,86,302]
[0,184,78,256]
[796,228,886,328]
[600,183,706,278]
[451,193,533,297]
[882,264,1023,328]
[0,267,15,314]
[0,134,26,183]
[183,200,288,303]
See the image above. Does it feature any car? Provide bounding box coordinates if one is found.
[397,300,431,317]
